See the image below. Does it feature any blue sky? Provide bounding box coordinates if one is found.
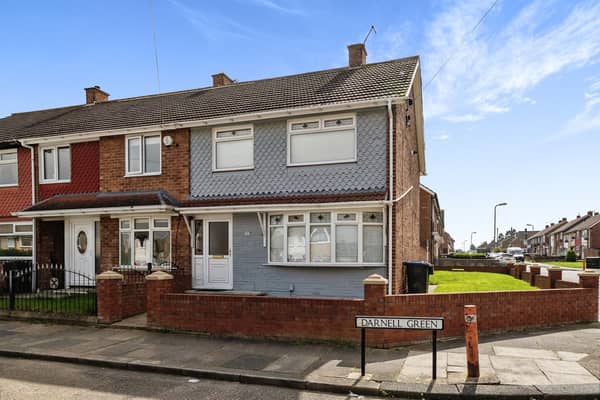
[2,0,600,250]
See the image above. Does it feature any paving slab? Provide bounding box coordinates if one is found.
[493,345,559,360]
[558,351,589,362]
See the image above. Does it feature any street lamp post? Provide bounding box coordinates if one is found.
[470,231,477,252]
[493,202,508,248]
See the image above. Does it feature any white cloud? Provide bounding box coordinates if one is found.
[423,0,600,123]
[558,78,600,137]
[167,0,256,39]
[250,0,306,15]
[437,134,450,141]
[370,23,413,62]
[443,114,483,123]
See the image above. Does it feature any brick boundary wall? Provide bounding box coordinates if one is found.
[143,271,599,348]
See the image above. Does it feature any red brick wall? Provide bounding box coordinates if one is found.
[100,216,119,272]
[99,128,190,202]
[590,224,600,250]
[0,147,32,221]
[38,141,100,200]
[147,284,598,347]
[36,220,64,265]
[391,67,423,294]
[419,188,432,261]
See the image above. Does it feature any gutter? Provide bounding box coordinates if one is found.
[13,205,175,218]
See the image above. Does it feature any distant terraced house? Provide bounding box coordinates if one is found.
[0,43,431,298]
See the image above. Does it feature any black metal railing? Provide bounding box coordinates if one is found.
[0,261,97,316]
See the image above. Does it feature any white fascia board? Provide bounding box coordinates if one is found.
[177,200,386,215]
[13,205,174,218]
[20,97,407,145]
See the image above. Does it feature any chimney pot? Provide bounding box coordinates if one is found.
[588,211,593,216]
[347,43,367,67]
[84,86,109,104]
[212,72,234,87]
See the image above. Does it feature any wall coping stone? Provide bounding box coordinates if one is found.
[578,272,600,277]
[146,271,174,281]
[96,271,123,280]
[363,274,388,285]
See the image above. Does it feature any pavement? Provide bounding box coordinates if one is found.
[0,319,599,399]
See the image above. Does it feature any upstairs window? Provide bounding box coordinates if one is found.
[40,146,70,183]
[213,125,254,171]
[126,134,161,175]
[0,150,18,186]
[287,114,356,166]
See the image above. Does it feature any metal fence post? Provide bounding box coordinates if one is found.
[9,270,15,311]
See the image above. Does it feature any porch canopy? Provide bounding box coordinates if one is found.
[14,190,179,218]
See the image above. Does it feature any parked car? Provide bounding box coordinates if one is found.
[506,247,525,262]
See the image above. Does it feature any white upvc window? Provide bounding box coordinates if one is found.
[287,114,356,166]
[267,209,385,266]
[0,222,33,257]
[40,145,70,183]
[0,149,18,187]
[212,125,254,171]
[126,134,161,176]
[119,217,171,268]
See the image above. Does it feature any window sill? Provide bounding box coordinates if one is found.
[264,262,385,268]
[0,184,18,188]
[124,172,162,178]
[212,166,255,173]
[286,159,357,168]
[40,180,71,185]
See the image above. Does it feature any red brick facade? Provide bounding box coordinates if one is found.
[37,141,100,201]
[390,68,423,294]
[99,128,190,202]
[0,147,32,222]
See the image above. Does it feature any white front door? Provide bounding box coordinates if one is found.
[68,219,96,286]
[192,215,233,289]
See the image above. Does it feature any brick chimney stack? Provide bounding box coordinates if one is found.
[85,86,109,104]
[588,211,593,216]
[212,72,234,87]
[348,43,367,67]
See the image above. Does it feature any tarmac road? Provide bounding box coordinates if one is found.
[0,356,388,400]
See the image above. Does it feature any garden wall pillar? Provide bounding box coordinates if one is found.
[96,271,123,324]
[146,271,174,327]
[547,267,563,288]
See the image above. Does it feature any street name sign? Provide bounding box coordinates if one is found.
[355,316,444,331]
[355,315,445,379]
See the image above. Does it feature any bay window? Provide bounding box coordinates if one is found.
[0,150,18,186]
[40,146,70,183]
[213,125,254,171]
[119,217,170,267]
[126,134,161,175]
[287,114,356,166]
[267,210,385,265]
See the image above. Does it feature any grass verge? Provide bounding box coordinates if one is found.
[543,261,584,269]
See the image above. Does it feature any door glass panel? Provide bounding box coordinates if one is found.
[208,221,228,256]
[195,220,203,255]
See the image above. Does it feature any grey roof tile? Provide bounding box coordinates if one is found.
[0,56,419,143]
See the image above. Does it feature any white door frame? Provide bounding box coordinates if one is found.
[65,217,99,286]
[192,214,233,290]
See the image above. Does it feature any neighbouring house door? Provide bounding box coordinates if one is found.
[192,216,232,290]
[68,219,96,286]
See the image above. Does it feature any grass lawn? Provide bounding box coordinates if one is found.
[543,261,584,269]
[430,271,537,293]
[0,294,96,315]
